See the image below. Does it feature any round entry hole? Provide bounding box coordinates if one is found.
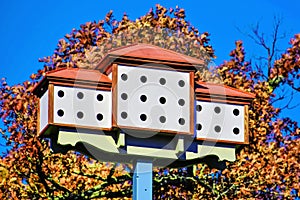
[178,80,185,87]
[58,90,64,98]
[97,94,103,101]
[159,78,166,85]
[97,113,103,121]
[121,73,128,81]
[57,109,64,117]
[233,127,240,135]
[121,112,128,119]
[77,111,84,119]
[159,97,166,104]
[196,105,202,112]
[214,106,221,114]
[140,95,147,102]
[178,118,185,125]
[178,99,185,106]
[214,125,221,133]
[196,123,202,130]
[140,75,147,83]
[121,93,128,100]
[159,116,166,123]
[77,92,84,99]
[140,114,147,121]
[233,109,240,116]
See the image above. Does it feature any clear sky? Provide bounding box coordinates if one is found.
[0,0,299,152]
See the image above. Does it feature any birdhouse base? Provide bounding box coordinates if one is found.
[50,128,236,169]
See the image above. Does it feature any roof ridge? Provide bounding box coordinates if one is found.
[106,43,204,64]
[47,67,103,75]
[107,43,139,53]
[46,67,71,75]
[140,43,203,63]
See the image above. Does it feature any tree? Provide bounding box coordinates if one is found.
[0,4,299,199]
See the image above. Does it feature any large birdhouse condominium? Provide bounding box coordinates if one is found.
[33,43,254,165]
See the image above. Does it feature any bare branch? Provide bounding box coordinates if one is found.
[291,84,300,92]
[236,16,286,84]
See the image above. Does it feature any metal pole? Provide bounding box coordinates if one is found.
[133,161,153,200]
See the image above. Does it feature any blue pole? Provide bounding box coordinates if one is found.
[133,161,153,200]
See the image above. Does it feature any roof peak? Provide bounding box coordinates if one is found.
[96,43,205,71]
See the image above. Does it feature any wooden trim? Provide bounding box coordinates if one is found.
[244,105,249,144]
[38,123,114,138]
[189,71,195,136]
[117,125,193,136]
[96,56,204,72]
[52,123,113,132]
[98,59,200,74]
[112,64,118,127]
[195,137,245,145]
[103,64,113,75]
[196,93,253,101]
[195,95,252,105]
[37,97,41,135]
[97,56,113,73]
[113,61,196,73]
[47,77,112,86]
[49,81,111,91]
[48,77,112,87]
[48,84,54,124]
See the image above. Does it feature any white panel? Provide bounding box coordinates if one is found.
[53,86,112,129]
[186,144,236,161]
[39,90,48,132]
[127,146,178,159]
[195,101,244,143]
[58,130,118,153]
[117,65,190,133]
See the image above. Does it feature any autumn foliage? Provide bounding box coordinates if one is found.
[0,4,299,199]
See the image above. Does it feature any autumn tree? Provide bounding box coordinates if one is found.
[0,4,299,199]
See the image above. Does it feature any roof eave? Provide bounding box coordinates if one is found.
[96,54,205,73]
[195,92,254,105]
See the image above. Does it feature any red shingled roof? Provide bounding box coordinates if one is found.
[96,43,205,71]
[32,68,112,96]
[45,68,111,83]
[196,81,255,98]
[195,81,255,104]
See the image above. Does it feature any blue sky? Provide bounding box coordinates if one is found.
[0,0,299,152]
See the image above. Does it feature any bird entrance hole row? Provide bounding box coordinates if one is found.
[120,73,186,88]
[57,90,104,101]
[196,104,240,116]
[195,123,240,135]
[120,111,186,126]
[121,93,186,106]
[56,109,104,121]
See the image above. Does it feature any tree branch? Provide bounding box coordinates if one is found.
[81,174,132,199]
[36,147,72,198]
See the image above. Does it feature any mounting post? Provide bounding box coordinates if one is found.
[133,161,153,200]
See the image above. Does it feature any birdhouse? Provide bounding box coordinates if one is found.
[33,43,254,167]
[97,44,205,135]
[33,68,113,135]
[194,81,254,144]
